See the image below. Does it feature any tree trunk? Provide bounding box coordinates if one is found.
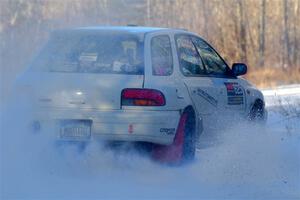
[293,0,300,67]
[146,0,151,24]
[202,0,209,39]
[244,2,255,64]
[259,0,266,68]
[283,0,291,68]
[238,0,247,63]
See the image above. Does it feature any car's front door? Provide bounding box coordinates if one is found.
[191,36,247,122]
[174,34,224,132]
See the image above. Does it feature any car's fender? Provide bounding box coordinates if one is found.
[239,78,266,116]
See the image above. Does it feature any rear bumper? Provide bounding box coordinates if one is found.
[32,108,181,145]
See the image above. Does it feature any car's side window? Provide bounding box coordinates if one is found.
[151,35,173,76]
[192,37,229,76]
[175,35,206,76]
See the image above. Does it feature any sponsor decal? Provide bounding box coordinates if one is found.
[224,82,244,105]
[160,128,176,135]
[194,88,218,107]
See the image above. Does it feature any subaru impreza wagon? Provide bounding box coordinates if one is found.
[17,26,267,163]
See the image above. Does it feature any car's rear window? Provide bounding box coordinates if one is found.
[30,32,144,75]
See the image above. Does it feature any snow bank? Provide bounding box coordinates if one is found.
[262,84,300,96]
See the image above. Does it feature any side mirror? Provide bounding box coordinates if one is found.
[232,63,247,76]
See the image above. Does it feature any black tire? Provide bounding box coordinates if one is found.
[182,109,196,162]
[248,99,267,123]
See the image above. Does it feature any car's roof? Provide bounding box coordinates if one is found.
[52,26,194,41]
[57,26,189,35]
[76,26,168,33]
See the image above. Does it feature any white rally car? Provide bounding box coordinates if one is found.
[17,26,266,164]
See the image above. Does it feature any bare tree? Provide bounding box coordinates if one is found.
[283,0,291,68]
[201,0,209,39]
[146,0,151,24]
[238,0,247,63]
[293,0,300,67]
[259,0,266,68]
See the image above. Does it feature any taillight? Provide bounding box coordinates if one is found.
[121,88,166,106]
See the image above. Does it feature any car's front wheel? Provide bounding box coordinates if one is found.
[151,109,196,165]
[248,99,267,123]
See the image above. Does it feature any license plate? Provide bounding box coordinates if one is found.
[60,120,91,140]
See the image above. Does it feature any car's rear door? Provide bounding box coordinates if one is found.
[143,31,185,111]
[174,34,223,131]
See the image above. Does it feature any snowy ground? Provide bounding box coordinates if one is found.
[0,85,299,199]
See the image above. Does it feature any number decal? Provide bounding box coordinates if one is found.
[224,82,244,105]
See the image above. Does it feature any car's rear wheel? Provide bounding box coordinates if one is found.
[151,109,196,165]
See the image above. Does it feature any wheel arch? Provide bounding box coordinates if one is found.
[252,98,265,109]
[182,105,202,141]
[248,98,268,122]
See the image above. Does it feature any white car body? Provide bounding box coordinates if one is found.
[17,26,266,147]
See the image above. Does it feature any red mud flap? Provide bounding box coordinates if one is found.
[151,113,188,164]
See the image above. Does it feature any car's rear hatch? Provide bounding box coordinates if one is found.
[19,72,144,110]
[21,30,145,110]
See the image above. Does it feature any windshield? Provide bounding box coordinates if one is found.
[30,32,144,75]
